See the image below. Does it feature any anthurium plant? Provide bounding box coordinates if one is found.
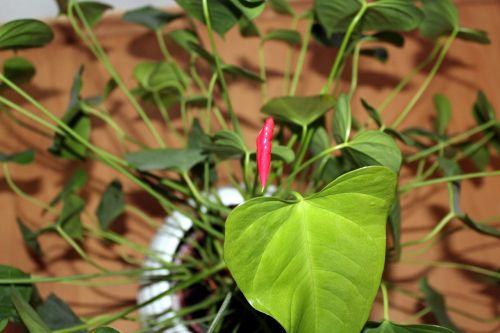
[0,0,498,332]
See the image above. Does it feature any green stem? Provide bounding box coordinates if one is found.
[182,172,231,215]
[400,259,500,279]
[348,43,362,100]
[289,17,313,96]
[155,29,173,63]
[201,0,240,135]
[400,212,455,247]
[283,15,299,95]
[322,2,368,94]
[190,55,208,94]
[390,30,458,129]
[406,120,499,163]
[152,91,183,143]
[68,1,166,148]
[207,291,233,333]
[403,307,431,325]
[401,170,500,192]
[377,43,441,113]
[380,282,390,321]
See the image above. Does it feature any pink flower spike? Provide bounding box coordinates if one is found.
[256,117,274,190]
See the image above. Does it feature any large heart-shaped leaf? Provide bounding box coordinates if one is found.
[345,130,402,173]
[0,19,54,50]
[363,320,455,333]
[262,95,336,127]
[225,166,397,333]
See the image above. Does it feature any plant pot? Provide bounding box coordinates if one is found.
[137,187,244,332]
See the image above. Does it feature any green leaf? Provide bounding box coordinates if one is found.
[57,194,85,240]
[346,131,402,173]
[262,95,336,127]
[388,194,401,261]
[314,0,422,38]
[0,149,35,165]
[222,64,262,82]
[433,95,452,135]
[268,0,294,16]
[361,98,383,128]
[225,166,397,333]
[17,219,41,256]
[370,31,404,47]
[93,328,121,333]
[96,180,125,230]
[0,265,33,323]
[263,29,301,46]
[457,27,490,45]
[420,278,462,333]
[175,0,241,37]
[125,148,206,173]
[0,19,54,50]
[272,145,295,164]
[48,169,88,209]
[360,47,389,63]
[3,57,36,84]
[238,15,260,37]
[10,288,51,333]
[36,294,83,332]
[0,319,7,331]
[333,93,351,144]
[123,6,183,30]
[463,143,489,171]
[134,62,189,93]
[230,0,266,20]
[213,130,248,155]
[419,0,459,40]
[75,2,112,27]
[363,320,455,333]
[48,67,91,160]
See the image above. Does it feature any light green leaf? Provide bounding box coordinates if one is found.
[213,130,248,154]
[0,319,7,331]
[10,288,51,333]
[272,145,295,163]
[0,150,35,165]
[262,95,336,127]
[125,148,206,173]
[175,0,241,37]
[420,278,463,333]
[363,320,455,333]
[0,266,33,323]
[123,6,183,30]
[0,19,54,50]
[419,0,459,40]
[225,166,397,333]
[96,180,125,230]
[263,29,301,46]
[3,57,36,85]
[333,93,351,144]
[17,219,41,256]
[36,294,83,332]
[75,2,112,27]
[134,62,188,93]
[230,0,266,20]
[433,95,452,135]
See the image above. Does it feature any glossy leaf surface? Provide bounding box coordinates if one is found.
[225,167,397,333]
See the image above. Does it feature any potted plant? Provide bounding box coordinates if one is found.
[0,0,498,332]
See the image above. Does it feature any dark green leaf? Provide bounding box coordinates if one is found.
[457,27,490,45]
[123,6,183,30]
[225,167,397,333]
[3,57,36,84]
[222,64,262,82]
[361,99,383,127]
[0,150,35,165]
[213,131,248,154]
[36,294,83,332]
[346,130,402,173]
[75,2,112,27]
[463,143,489,171]
[459,214,500,238]
[388,194,401,261]
[263,29,301,45]
[10,288,51,333]
[370,31,404,47]
[0,19,54,50]
[230,0,265,20]
[57,194,85,240]
[268,0,294,16]
[239,15,260,37]
[333,93,351,144]
[433,94,452,135]
[262,95,335,127]
[420,278,462,332]
[419,0,459,40]
[360,47,389,63]
[17,219,41,256]
[0,265,32,323]
[473,90,496,126]
[93,328,121,333]
[317,155,355,183]
[125,148,206,173]
[175,0,241,37]
[314,0,360,38]
[363,320,455,333]
[48,169,88,209]
[188,119,211,149]
[96,180,125,230]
